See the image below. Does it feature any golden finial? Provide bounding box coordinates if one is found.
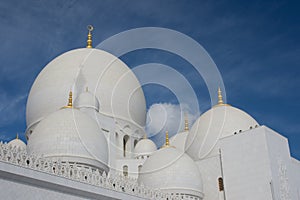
[16,133,19,139]
[165,130,170,147]
[65,91,73,108]
[86,25,94,48]
[184,113,189,131]
[214,87,230,107]
[143,134,147,139]
[61,91,73,109]
[217,87,224,105]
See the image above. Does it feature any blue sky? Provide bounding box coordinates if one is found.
[0,1,299,158]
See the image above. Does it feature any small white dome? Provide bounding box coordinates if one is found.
[134,138,157,157]
[74,90,100,111]
[185,104,259,160]
[8,138,26,150]
[27,108,108,171]
[138,147,203,199]
[169,131,188,152]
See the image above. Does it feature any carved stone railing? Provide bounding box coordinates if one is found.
[0,142,197,200]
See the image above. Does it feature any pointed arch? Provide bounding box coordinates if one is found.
[123,165,128,177]
[123,135,129,157]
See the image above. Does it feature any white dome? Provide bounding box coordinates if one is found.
[185,105,259,161]
[27,108,108,171]
[26,48,146,131]
[169,131,188,152]
[8,138,26,150]
[74,90,100,111]
[138,147,203,198]
[134,138,157,157]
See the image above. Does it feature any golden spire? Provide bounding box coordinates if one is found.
[65,91,73,108]
[184,113,189,131]
[165,130,170,147]
[161,130,174,149]
[217,87,224,105]
[86,25,94,48]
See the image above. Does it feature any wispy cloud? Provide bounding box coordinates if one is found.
[0,93,27,127]
[146,103,199,147]
[0,133,12,142]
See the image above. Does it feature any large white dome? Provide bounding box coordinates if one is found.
[138,147,203,199]
[27,107,108,171]
[185,104,259,161]
[26,48,146,131]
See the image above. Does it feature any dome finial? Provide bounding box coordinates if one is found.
[86,25,94,48]
[66,91,73,108]
[217,87,224,105]
[62,91,73,109]
[16,133,19,139]
[184,113,189,131]
[165,130,170,147]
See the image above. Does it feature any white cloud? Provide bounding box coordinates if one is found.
[146,103,200,147]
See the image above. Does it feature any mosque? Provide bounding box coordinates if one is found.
[0,27,299,200]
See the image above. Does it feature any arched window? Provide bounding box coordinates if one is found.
[123,165,128,177]
[115,132,119,147]
[123,135,129,157]
[134,139,138,147]
[138,165,142,173]
[218,177,224,191]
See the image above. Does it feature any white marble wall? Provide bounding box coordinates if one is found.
[219,126,300,200]
[196,155,222,200]
[291,158,300,199]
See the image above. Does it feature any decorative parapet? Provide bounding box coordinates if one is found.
[0,142,192,200]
